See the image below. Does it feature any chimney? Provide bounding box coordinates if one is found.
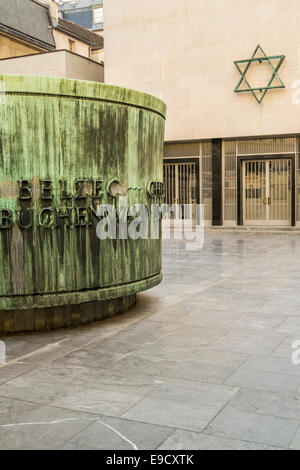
[39,0,59,21]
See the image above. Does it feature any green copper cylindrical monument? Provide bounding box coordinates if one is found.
[0,75,166,333]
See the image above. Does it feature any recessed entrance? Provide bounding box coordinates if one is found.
[163,160,199,218]
[243,159,292,226]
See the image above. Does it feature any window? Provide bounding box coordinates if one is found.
[93,7,103,24]
[68,39,76,53]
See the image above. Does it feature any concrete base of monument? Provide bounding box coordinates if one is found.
[0,272,163,334]
[0,294,137,334]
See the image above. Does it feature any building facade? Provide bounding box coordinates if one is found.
[0,0,104,81]
[0,0,56,58]
[54,16,104,62]
[105,0,300,227]
[0,0,104,62]
[0,49,104,82]
[41,0,104,61]
[59,0,104,36]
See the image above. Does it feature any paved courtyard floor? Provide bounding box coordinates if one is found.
[1,233,300,450]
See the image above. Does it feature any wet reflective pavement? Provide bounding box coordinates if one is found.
[1,233,300,449]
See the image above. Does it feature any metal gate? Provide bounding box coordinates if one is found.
[243,159,292,226]
[163,162,198,218]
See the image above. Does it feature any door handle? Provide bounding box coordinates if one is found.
[268,198,271,205]
[263,198,267,205]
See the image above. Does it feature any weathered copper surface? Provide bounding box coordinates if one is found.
[0,75,166,332]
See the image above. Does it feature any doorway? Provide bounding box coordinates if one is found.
[163,160,199,219]
[242,158,292,226]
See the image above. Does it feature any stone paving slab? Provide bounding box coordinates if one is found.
[60,417,173,450]
[158,429,278,450]
[204,406,299,448]
[1,234,300,449]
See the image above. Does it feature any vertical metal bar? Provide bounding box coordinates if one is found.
[251,161,254,221]
[284,160,286,221]
[173,164,175,204]
[255,161,257,221]
[165,164,167,204]
[280,160,282,221]
[244,161,246,221]
[284,160,289,220]
[256,161,258,220]
[168,165,170,204]
[188,164,190,204]
[166,165,168,204]
[168,165,170,205]
[280,160,281,221]
[179,164,181,206]
[265,161,267,222]
[278,160,280,221]
[254,161,256,220]
[183,164,185,205]
[247,161,249,221]
[284,160,287,220]
[186,164,188,217]
[186,164,188,206]
[289,159,290,220]
[185,164,188,206]
[251,162,256,219]
[244,161,247,221]
[250,161,252,221]
[169,165,171,204]
[277,160,279,221]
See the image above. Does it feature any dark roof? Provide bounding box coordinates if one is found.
[56,17,103,50]
[0,0,56,50]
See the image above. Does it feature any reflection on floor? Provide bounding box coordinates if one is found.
[1,233,300,450]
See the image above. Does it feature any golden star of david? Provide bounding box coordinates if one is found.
[234,44,285,104]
